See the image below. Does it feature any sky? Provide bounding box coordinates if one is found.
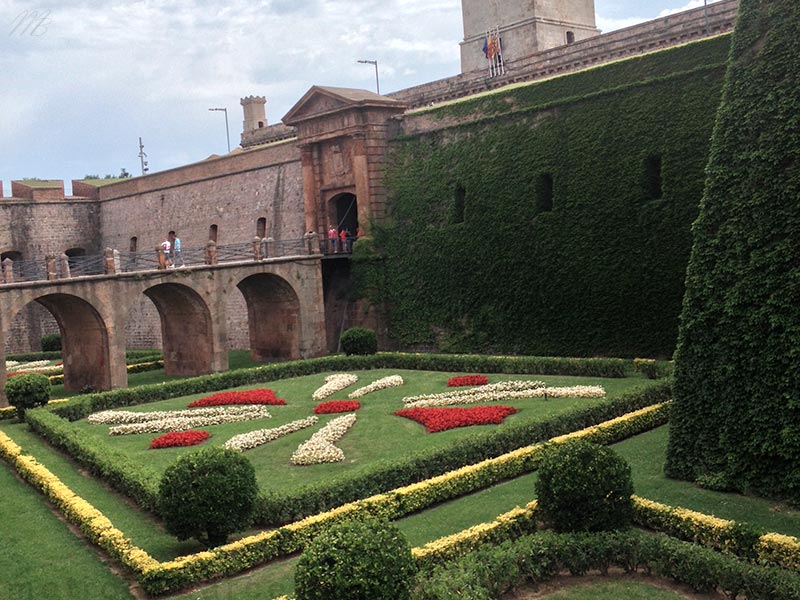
[0,0,723,194]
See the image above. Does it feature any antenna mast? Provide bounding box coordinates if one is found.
[138,137,149,176]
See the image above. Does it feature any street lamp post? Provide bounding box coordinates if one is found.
[357,59,380,95]
[208,107,231,153]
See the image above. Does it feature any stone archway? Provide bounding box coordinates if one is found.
[33,294,112,392]
[331,192,359,245]
[237,273,301,361]
[143,283,214,376]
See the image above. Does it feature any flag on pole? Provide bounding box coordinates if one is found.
[485,27,505,77]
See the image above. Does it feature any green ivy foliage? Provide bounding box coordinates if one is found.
[666,0,800,503]
[356,37,730,358]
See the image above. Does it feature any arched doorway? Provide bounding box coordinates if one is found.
[33,294,111,392]
[237,273,301,361]
[332,193,358,248]
[143,283,214,376]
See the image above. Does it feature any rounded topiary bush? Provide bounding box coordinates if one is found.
[340,327,378,356]
[40,333,62,352]
[157,446,257,547]
[535,439,634,533]
[6,373,51,419]
[295,518,417,600]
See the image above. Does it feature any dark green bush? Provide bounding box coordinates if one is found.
[340,327,378,355]
[40,333,62,352]
[157,447,258,547]
[295,518,417,600]
[6,373,51,419]
[666,0,800,502]
[535,439,633,532]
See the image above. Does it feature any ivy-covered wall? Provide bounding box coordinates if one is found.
[356,36,731,358]
[666,0,800,502]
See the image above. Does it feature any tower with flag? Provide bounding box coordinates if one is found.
[460,0,600,75]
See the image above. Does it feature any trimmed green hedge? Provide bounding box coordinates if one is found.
[415,530,800,600]
[666,0,800,502]
[356,36,731,359]
[24,354,669,524]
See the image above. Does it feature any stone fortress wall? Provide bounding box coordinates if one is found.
[1,0,739,354]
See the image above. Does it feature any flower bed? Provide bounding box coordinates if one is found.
[311,374,358,401]
[403,381,605,408]
[224,417,319,452]
[88,406,272,436]
[314,400,361,414]
[150,430,210,449]
[291,413,357,465]
[348,375,404,399]
[187,389,286,407]
[447,375,489,387]
[395,406,518,433]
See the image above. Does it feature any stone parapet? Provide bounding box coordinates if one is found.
[389,0,738,110]
[10,180,65,201]
[240,123,297,149]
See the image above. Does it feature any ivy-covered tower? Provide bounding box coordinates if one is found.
[665,0,800,502]
[460,0,600,73]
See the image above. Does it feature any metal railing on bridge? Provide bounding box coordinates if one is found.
[0,233,351,286]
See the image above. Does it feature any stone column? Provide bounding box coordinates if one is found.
[45,255,58,280]
[352,133,372,232]
[2,258,14,284]
[59,254,71,278]
[265,237,275,259]
[205,240,218,265]
[301,144,319,235]
[252,237,263,260]
[104,248,117,275]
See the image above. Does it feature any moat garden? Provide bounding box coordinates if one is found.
[1,348,798,599]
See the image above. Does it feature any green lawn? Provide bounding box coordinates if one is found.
[2,366,798,600]
[67,369,638,494]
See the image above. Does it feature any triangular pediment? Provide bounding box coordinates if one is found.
[283,85,405,126]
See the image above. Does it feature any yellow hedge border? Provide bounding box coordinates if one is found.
[3,401,796,595]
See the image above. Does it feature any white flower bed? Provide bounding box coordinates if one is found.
[402,380,605,408]
[311,373,359,401]
[89,406,266,425]
[290,413,357,465]
[104,406,271,436]
[402,380,546,407]
[348,375,404,399]
[223,416,319,452]
[6,360,56,373]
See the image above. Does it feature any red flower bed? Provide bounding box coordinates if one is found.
[187,389,286,407]
[150,430,210,449]
[314,400,361,414]
[394,405,517,433]
[7,372,30,378]
[447,375,489,387]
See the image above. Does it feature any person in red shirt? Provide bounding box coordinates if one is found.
[339,228,348,253]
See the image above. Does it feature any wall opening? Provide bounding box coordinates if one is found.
[129,237,138,253]
[644,155,663,199]
[331,193,358,247]
[209,224,218,243]
[566,31,576,44]
[535,173,554,213]
[453,184,466,224]
[256,217,266,239]
[1,250,23,262]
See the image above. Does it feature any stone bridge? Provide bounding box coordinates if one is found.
[0,254,327,404]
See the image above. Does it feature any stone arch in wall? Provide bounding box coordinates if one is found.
[330,192,358,243]
[143,283,215,376]
[23,294,111,392]
[237,273,301,361]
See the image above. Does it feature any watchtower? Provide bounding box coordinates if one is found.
[460,0,601,73]
[240,95,267,133]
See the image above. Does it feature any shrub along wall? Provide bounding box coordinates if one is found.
[357,36,731,358]
[666,0,800,502]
